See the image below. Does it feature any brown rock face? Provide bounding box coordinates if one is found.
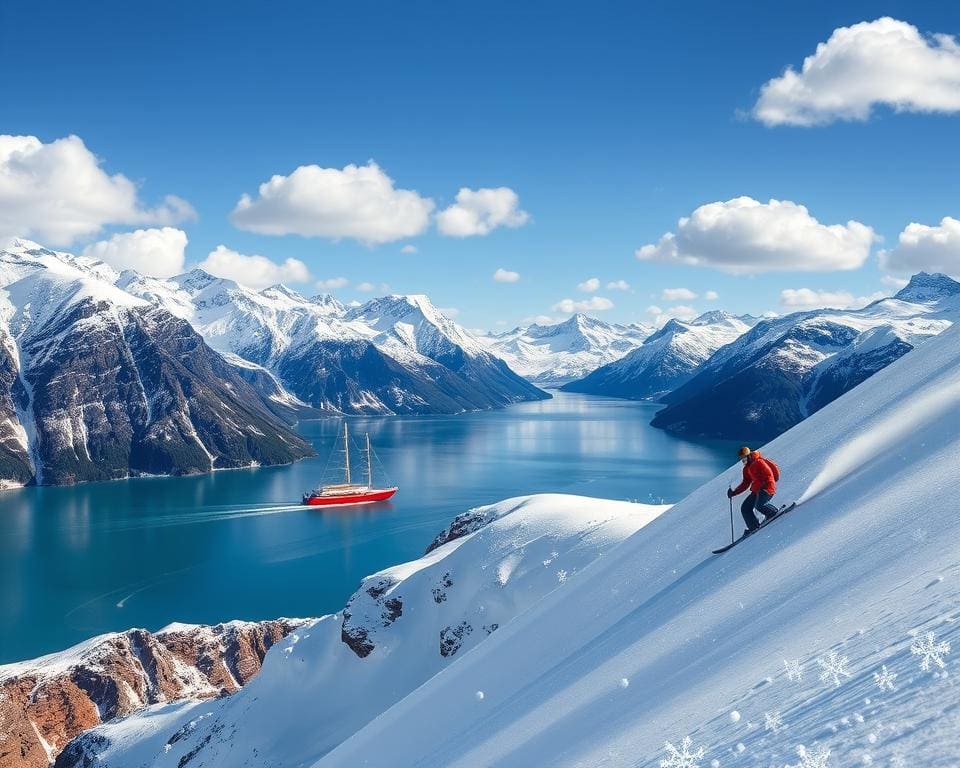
[0,619,308,768]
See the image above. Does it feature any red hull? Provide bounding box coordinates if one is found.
[302,487,398,507]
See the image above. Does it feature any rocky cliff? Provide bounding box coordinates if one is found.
[0,619,307,768]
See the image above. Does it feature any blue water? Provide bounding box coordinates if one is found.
[0,392,736,664]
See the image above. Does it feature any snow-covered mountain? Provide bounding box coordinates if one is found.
[562,310,755,400]
[0,619,305,768]
[120,271,548,415]
[55,318,960,767]
[0,241,313,486]
[482,314,653,386]
[651,273,960,440]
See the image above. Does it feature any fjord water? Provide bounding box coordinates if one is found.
[0,393,736,664]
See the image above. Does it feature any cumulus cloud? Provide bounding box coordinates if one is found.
[704,290,719,300]
[645,304,699,327]
[881,274,910,289]
[0,134,194,246]
[753,18,960,127]
[230,161,434,245]
[436,187,529,237]
[879,216,960,278]
[635,197,874,273]
[316,276,349,291]
[661,287,698,301]
[400,244,418,254]
[82,227,188,278]
[198,245,310,290]
[779,287,887,310]
[521,314,557,326]
[577,277,600,293]
[551,296,614,313]
[356,281,390,293]
[607,279,630,291]
[493,267,520,283]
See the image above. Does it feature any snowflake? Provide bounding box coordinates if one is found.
[787,744,831,768]
[557,569,568,583]
[890,753,906,768]
[816,651,852,687]
[784,658,803,681]
[910,631,950,671]
[910,528,928,543]
[660,736,705,768]
[873,665,897,692]
[764,710,784,732]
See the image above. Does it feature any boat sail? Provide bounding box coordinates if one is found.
[302,423,398,506]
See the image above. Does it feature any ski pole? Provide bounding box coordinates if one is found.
[728,486,734,545]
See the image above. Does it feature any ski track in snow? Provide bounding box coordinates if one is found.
[799,367,960,504]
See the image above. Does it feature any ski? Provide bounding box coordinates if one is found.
[711,502,797,555]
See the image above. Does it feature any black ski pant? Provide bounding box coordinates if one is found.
[741,490,778,531]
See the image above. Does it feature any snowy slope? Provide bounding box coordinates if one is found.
[652,273,959,440]
[55,496,668,767]
[482,314,653,386]
[310,318,960,768]
[563,311,754,400]
[61,318,960,768]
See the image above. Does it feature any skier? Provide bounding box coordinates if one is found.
[727,446,780,535]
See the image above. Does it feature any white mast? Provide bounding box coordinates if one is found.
[366,433,373,488]
[344,422,351,485]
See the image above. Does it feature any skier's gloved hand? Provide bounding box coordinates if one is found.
[726,488,734,499]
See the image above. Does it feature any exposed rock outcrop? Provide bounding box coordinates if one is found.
[0,619,307,768]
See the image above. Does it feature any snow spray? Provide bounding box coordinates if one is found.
[798,378,960,505]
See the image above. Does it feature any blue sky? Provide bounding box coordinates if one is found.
[2,0,959,329]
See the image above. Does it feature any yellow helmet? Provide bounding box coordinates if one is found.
[738,446,751,458]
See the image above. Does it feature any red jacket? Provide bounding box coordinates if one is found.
[732,451,776,496]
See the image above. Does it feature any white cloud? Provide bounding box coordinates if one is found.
[198,245,310,290]
[704,290,719,300]
[82,227,188,278]
[316,276,349,291]
[881,274,910,289]
[0,134,194,246]
[753,18,960,127]
[521,314,557,326]
[347,299,362,307]
[607,279,630,291]
[438,307,460,318]
[230,161,434,245]
[436,187,529,237]
[493,267,520,283]
[763,311,780,318]
[355,281,390,293]
[779,287,888,310]
[577,277,600,293]
[645,303,698,327]
[879,216,960,278]
[661,287,698,301]
[551,296,614,313]
[400,244,418,254]
[636,197,874,274]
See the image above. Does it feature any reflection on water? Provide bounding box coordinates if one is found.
[0,392,735,663]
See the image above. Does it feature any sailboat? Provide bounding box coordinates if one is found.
[302,423,398,506]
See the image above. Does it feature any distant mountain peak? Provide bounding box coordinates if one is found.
[260,284,307,302]
[894,272,960,303]
[692,309,735,325]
